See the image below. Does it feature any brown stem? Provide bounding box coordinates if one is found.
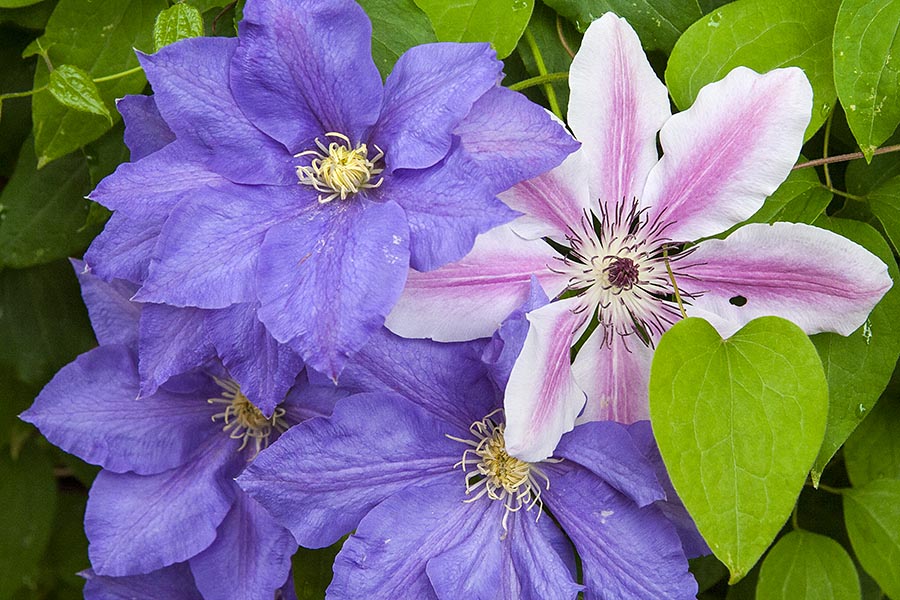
[556,15,575,59]
[793,144,900,170]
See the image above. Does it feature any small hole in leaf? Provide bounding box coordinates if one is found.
[729,295,747,307]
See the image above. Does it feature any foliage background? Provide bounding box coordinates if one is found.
[1,0,899,598]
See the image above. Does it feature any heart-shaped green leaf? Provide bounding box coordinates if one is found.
[757,530,861,600]
[650,317,828,582]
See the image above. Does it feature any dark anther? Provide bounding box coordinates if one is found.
[729,295,748,307]
[606,257,640,289]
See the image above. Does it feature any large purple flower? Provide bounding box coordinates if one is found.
[21,263,340,600]
[237,325,702,598]
[385,13,893,460]
[86,0,577,380]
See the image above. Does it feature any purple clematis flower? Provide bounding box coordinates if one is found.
[86,0,577,380]
[237,325,701,599]
[385,13,893,461]
[21,262,340,600]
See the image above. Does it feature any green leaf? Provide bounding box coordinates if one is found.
[413,0,534,59]
[756,530,861,600]
[846,150,900,197]
[0,259,96,386]
[43,490,89,592]
[358,0,437,77]
[0,442,57,600]
[810,217,900,477]
[0,25,35,178]
[544,0,723,53]
[153,3,203,51]
[0,2,54,30]
[0,136,98,268]
[649,317,829,582]
[845,395,900,487]
[833,0,900,161]
[666,0,840,139]
[844,479,900,599]
[867,175,900,253]
[0,366,37,447]
[0,0,43,8]
[31,0,166,167]
[48,64,111,121]
[292,539,343,599]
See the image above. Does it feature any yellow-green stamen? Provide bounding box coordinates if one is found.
[208,377,288,458]
[295,132,384,203]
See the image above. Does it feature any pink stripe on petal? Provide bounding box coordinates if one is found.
[499,149,592,240]
[642,67,812,241]
[572,329,653,424]
[504,297,588,462]
[385,223,565,342]
[682,222,892,337]
[568,13,670,211]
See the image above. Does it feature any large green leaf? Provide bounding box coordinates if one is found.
[844,479,900,599]
[0,0,43,8]
[31,0,165,166]
[867,175,900,253]
[0,136,97,268]
[756,530,861,600]
[0,26,36,178]
[810,217,900,476]
[845,395,900,487]
[413,0,533,59]
[544,0,727,53]
[0,259,95,386]
[0,442,57,600]
[649,317,828,582]
[666,0,840,139]
[833,0,900,161]
[358,0,437,77]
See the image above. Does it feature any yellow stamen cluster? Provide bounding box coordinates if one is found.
[208,377,288,458]
[447,409,559,536]
[295,132,384,203]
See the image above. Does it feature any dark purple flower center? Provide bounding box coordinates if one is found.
[605,256,640,289]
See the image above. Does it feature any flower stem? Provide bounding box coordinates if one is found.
[791,503,800,530]
[821,185,866,201]
[508,72,569,92]
[523,28,563,120]
[793,144,900,170]
[816,483,844,495]
[0,85,47,101]
[822,111,834,188]
[663,247,687,319]
[92,65,144,83]
[556,15,575,58]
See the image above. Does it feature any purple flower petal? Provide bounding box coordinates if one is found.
[72,259,140,348]
[328,479,491,599]
[21,345,220,475]
[137,304,216,398]
[139,37,295,185]
[572,328,654,423]
[455,86,579,195]
[189,489,296,600]
[116,94,175,161]
[237,393,459,548]
[232,0,383,150]
[504,298,588,462]
[206,303,304,416]
[329,327,497,431]
[84,211,161,284]
[544,463,697,599]
[568,13,669,210]
[682,222,892,337]
[642,67,812,241]
[136,185,303,308]
[385,143,518,271]
[82,563,203,600]
[504,514,583,600]
[256,199,409,379]
[86,439,241,576]
[280,370,346,423]
[385,222,564,342]
[372,42,501,172]
[554,420,665,507]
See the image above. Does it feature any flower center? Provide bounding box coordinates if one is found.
[556,199,691,344]
[208,377,288,458]
[295,132,384,204]
[447,409,557,535]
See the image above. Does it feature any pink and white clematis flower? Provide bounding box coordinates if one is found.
[385,13,893,461]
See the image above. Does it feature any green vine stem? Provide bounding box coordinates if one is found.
[523,28,563,120]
